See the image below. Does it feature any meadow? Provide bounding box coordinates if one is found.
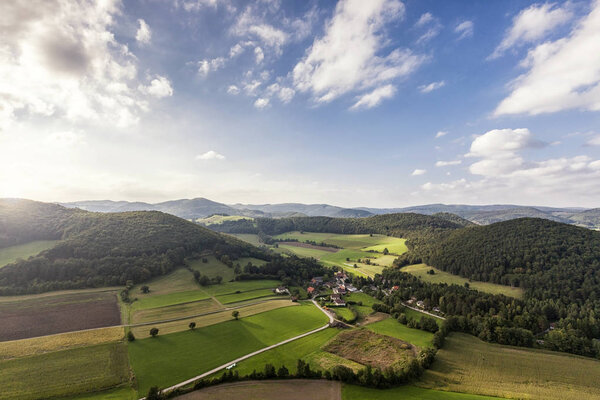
[0,240,59,268]
[128,303,328,394]
[366,317,434,348]
[401,264,524,299]
[131,298,222,324]
[418,333,600,400]
[196,215,252,225]
[188,256,235,281]
[176,380,341,400]
[0,342,130,400]
[342,385,502,400]
[230,233,262,246]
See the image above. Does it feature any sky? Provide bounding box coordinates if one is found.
[1,0,600,208]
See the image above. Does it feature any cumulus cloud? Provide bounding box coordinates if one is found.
[254,46,264,63]
[588,134,600,146]
[196,150,225,160]
[139,76,173,98]
[293,0,426,107]
[435,131,448,138]
[415,13,434,27]
[419,81,445,93]
[435,160,462,167]
[278,87,295,103]
[350,84,396,110]
[227,85,240,95]
[233,7,288,50]
[0,0,169,129]
[494,2,600,116]
[454,20,474,40]
[254,97,270,109]
[196,57,227,77]
[490,3,572,59]
[412,169,427,176]
[136,19,151,45]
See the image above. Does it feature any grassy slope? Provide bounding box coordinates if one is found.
[366,318,434,348]
[230,234,262,246]
[196,215,252,225]
[343,385,502,400]
[0,240,59,268]
[188,256,235,281]
[418,333,600,400]
[131,298,222,324]
[401,264,524,299]
[0,342,130,400]
[128,303,328,394]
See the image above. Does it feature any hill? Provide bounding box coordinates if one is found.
[567,208,600,229]
[0,199,260,294]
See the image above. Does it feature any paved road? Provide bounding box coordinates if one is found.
[139,300,334,399]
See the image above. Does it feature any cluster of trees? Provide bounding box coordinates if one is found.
[235,254,325,286]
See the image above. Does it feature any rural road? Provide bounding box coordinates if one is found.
[402,303,446,320]
[139,300,334,399]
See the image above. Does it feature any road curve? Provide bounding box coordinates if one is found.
[139,300,333,399]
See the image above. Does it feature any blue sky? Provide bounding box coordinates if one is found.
[1,0,600,207]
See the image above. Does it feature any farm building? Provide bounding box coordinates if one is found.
[275,287,289,294]
[307,286,315,295]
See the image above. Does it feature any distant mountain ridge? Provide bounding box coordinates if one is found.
[61,199,599,229]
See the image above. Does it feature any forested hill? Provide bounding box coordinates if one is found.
[0,200,261,295]
[397,218,600,303]
[212,213,466,239]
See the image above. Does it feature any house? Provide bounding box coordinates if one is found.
[275,286,289,295]
[307,286,315,295]
[416,300,425,308]
[332,298,346,306]
[333,286,346,295]
[407,296,417,305]
[311,277,324,286]
[391,285,399,291]
[346,284,358,292]
[433,307,441,313]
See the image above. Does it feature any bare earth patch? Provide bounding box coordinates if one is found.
[175,379,341,400]
[360,312,389,326]
[280,242,339,252]
[323,329,416,370]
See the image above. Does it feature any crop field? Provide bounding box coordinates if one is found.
[129,303,328,394]
[342,385,502,400]
[0,326,124,360]
[418,333,600,400]
[0,342,130,400]
[60,386,137,400]
[131,290,211,312]
[0,291,121,341]
[130,299,296,338]
[188,256,235,281]
[131,298,222,324]
[0,240,59,268]
[401,264,524,299]
[177,380,341,400]
[196,215,252,225]
[366,318,434,348]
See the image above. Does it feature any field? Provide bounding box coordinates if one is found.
[196,215,252,225]
[273,232,405,251]
[418,333,600,400]
[237,257,268,267]
[0,342,130,400]
[131,298,222,324]
[128,303,328,394]
[188,256,235,281]
[0,326,124,360]
[230,233,262,246]
[176,380,341,400]
[401,264,524,299]
[342,385,502,400]
[0,240,59,268]
[60,386,137,400]
[0,291,121,341]
[344,292,381,318]
[331,306,356,321]
[366,317,434,348]
[130,299,296,338]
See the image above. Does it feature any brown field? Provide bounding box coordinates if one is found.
[0,291,121,341]
[175,380,341,400]
[324,329,415,370]
[280,241,339,252]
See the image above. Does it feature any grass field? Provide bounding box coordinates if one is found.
[177,380,341,400]
[401,264,524,299]
[216,288,279,304]
[237,257,268,267]
[131,290,211,311]
[0,342,130,400]
[129,303,328,394]
[230,234,262,246]
[0,326,124,360]
[0,240,59,268]
[202,279,281,297]
[130,299,296,338]
[59,386,137,400]
[418,333,600,400]
[131,268,199,297]
[345,292,381,318]
[403,307,444,327]
[366,318,434,348]
[196,215,252,225]
[331,306,356,321]
[131,298,222,324]
[277,244,333,259]
[273,232,405,251]
[188,256,235,281]
[342,385,502,400]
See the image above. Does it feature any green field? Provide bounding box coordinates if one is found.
[418,333,600,400]
[401,264,524,299]
[331,306,356,321]
[131,298,222,324]
[345,292,381,318]
[131,289,211,311]
[237,257,268,267]
[0,342,130,400]
[273,232,405,252]
[343,385,502,400]
[367,317,434,348]
[402,306,444,327]
[188,256,235,281]
[196,215,252,225]
[276,244,333,259]
[230,234,262,246]
[0,240,59,268]
[59,386,137,400]
[203,280,281,297]
[128,303,328,395]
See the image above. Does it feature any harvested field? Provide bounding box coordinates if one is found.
[0,326,124,360]
[0,291,121,341]
[279,241,339,252]
[175,380,341,400]
[324,329,415,370]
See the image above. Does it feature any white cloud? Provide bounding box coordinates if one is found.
[229,43,245,57]
[350,85,396,110]
[244,80,262,95]
[490,3,573,59]
[254,46,264,63]
[180,0,219,12]
[233,7,288,50]
[415,13,434,27]
[139,76,173,98]
[412,169,427,176]
[419,81,445,93]
[494,2,600,116]
[197,57,227,77]
[435,160,462,167]
[278,87,295,103]
[435,131,448,138]
[454,20,474,40]
[414,12,442,44]
[136,19,152,45]
[227,85,240,95]
[588,134,600,146]
[293,0,426,105]
[254,97,270,109]
[196,150,225,160]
